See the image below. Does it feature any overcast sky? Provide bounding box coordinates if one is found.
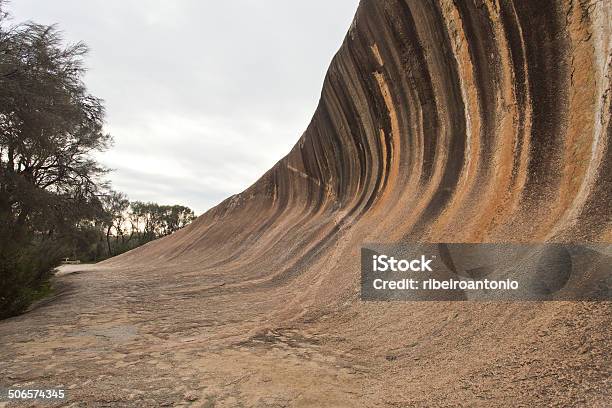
[9,1,359,214]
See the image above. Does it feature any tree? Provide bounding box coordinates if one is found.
[0,3,111,317]
[101,190,129,257]
[130,201,158,241]
[128,201,196,238]
[164,205,196,235]
[0,2,198,318]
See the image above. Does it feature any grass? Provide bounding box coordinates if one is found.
[29,279,54,303]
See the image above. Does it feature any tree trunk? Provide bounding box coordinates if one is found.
[106,225,112,257]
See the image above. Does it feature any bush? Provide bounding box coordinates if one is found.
[0,236,62,319]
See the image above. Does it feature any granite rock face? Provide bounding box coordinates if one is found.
[95,0,611,404]
[109,0,610,277]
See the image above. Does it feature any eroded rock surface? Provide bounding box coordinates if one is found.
[1,1,611,406]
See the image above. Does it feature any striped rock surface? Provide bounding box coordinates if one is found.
[101,1,611,404]
[3,1,609,406]
[109,0,611,267]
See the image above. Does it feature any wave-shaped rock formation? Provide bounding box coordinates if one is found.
[102,0,610,404]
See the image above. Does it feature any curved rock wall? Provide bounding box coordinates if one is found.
[107,0,610,278]
[100,2,610,403]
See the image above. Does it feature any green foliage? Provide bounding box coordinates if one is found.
[129,201,196,239]
[0,3,197,318]
[0,4,109,317]
[0,236,62,318]
[82,198,197,260]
